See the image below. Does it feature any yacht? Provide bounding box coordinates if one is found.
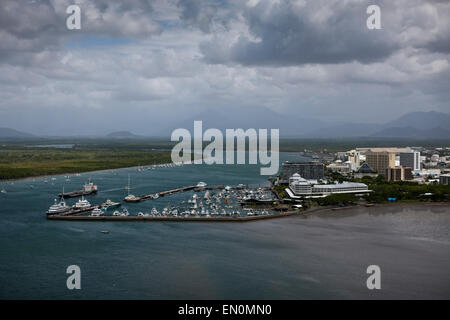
[196,181,207,188]
[101,199,121,210]
[73,196,91,209]
[46,199,70,216]
[124,174,140,202]
[120,208,130,216]
[91,208,104,216]
[1,188,6,194]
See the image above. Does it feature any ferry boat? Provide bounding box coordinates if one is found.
[73,196,91,209]
[101,199,121,210]
[46,199,70,216]
[59,180,98,198]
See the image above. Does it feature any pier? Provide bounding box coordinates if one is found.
[58,205,100,216]
[124,185,197,202]
[47,211,299,222]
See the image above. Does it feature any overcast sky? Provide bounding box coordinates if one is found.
[0,0,449,136]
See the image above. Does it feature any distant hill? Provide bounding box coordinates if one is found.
[383,111,450,130]
[304,111,450,139]
[371,126,450,139]
[106,131,144,139]
[0,127,35,139]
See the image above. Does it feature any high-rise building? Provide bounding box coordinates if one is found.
[385,166,413,181]
[346,150,361,169]
[400,151,421,171]
[280,162,324,181]
[365,152,396,176]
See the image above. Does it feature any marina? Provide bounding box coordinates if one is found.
[1,153,449,299]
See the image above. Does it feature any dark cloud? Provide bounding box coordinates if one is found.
[199,0,449,66]
[0,0,162,64]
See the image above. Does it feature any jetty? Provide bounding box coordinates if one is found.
[55,205,100,217]
[47,210,299,222]
[124,185,197,203]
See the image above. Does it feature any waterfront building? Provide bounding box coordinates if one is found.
[365,151,396,176]
[280,162,324,182]
[327,161,352,174]
[400,151,421,172]
[289,174,369,196]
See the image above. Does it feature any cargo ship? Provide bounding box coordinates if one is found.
[58,180,98,198]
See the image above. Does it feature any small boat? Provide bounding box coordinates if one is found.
[137,212,144,217]
[1,188,6,194]
[119,208,130,216]
[91,208,104,216]
[196,181,207,188]
[113,210,120,216]
[124,175,140,202]
[100,230,109,234]
[101,199,121,210]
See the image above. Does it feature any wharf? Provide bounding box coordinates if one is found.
[124,185,196,203]
[47,211,299,222]
[59,205,100,216]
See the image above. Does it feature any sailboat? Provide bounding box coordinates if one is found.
[124,174,140,202]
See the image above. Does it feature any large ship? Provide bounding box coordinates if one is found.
[58,180,98,198]
[46,198,70,216]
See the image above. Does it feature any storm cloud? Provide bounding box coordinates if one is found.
[0,0,449,136]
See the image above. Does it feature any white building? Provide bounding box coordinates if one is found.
[289,174,369,196]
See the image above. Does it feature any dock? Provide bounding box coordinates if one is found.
[57,205,100,216]
[124,185,196,202]
[47,211,299,222]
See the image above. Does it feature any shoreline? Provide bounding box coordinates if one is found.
[0,161,180,183]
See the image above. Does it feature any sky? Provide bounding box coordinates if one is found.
[0,0,449,136]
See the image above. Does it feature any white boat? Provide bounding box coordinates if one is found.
[1,188,6,194]
[137,212,144,217]
[120,208,130,216]
[113,210,120,216]
[124,174,140,202]
[73,195,91,209]
[101,199,121,209]
[152,193,159,199]
[46,199,70,215]
[196,181,207,188]
[91,208,104,216]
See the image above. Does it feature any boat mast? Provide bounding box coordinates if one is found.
[128,174,131,196]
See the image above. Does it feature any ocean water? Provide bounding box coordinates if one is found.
[0,153,449,299]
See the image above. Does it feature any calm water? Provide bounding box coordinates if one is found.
[0,153,449,299]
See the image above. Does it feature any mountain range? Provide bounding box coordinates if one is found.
[1,111,449,140]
